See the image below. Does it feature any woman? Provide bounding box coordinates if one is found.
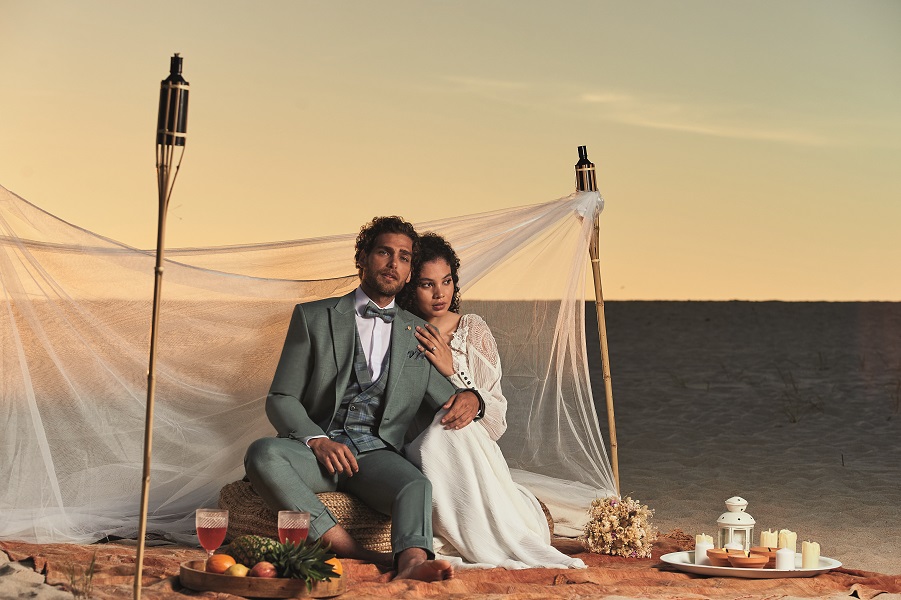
[398,233,585,570]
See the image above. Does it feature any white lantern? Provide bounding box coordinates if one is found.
[716,496,756,550]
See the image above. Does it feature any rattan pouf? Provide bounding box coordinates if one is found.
[218,480,393,553]
[218,479,555,555]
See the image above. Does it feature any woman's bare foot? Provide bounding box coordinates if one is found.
[394,548,453,581]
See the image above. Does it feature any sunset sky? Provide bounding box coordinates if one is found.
[2,1,899,300]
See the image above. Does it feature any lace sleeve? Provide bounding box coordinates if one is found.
[456,314,507,441]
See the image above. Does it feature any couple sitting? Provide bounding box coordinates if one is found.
[244,216,584,581]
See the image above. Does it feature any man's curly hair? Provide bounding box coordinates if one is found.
[397,232,462,315]
[354,216,420,278]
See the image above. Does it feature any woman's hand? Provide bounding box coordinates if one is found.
[415,323,453,376]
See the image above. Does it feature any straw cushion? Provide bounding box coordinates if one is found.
[218,479,555,554]
[218,480,393,553]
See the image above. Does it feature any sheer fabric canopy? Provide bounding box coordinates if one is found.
[0,184,615,543]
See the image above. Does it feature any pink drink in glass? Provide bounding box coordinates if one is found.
[197,525,228,553]
[277,511,310,546]
[278,525,309,545]
[195,508,228,557]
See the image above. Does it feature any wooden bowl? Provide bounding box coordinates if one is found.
[749,546,778,568]
[727,552,769,569]
[179,560,344,598]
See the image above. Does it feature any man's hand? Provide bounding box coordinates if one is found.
[440,391,480,430]
[307,438,359,476]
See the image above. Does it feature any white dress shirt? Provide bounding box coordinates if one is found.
[353,287,393,381]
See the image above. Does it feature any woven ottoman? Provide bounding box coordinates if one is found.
[218,480,393,553]
[218,479,555,555]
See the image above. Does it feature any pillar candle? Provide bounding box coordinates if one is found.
[778,529,797,552]
[760,529,778,547]
[775,547,795,570]
[724,541,743,550]
[694,534,714,565]
[801,541,820,569]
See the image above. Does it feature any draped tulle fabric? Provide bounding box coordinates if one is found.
[0,184,616,544]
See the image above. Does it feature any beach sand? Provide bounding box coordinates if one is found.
[2,301,899,598]
[594,301,901,575]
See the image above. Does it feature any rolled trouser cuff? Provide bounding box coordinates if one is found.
[309,506,339,540]
[392,534,435,563]
[390,477,434,563]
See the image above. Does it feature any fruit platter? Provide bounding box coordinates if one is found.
[179,535,345,598]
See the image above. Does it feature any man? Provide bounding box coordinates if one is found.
[244,216,483,581]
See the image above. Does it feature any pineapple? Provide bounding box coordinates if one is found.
[225,534,280,566]
[271,539,338,590]
[223,534,338,590]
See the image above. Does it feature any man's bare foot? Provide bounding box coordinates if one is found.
[394,548,453,581]
[394,558,454,582]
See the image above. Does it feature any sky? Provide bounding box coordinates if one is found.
[2,1,900,301]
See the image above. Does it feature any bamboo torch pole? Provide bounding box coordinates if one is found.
[575,146,620,496]
[135,54,189,600]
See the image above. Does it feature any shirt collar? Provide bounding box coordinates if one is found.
[354,286,396,316]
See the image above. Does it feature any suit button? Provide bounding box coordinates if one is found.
[349,405,357,412]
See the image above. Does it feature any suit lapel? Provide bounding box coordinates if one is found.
[329,292,356,409]
[386,308,416,401]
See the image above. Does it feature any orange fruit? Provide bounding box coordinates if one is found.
[206,554,236,574]
[325,557,343,577]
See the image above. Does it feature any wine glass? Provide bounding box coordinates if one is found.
[196,508,228,558]
[277,510,310,545]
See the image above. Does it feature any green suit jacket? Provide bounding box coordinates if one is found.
[266,291,456,451]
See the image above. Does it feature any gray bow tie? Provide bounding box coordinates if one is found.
[363,301,397,323]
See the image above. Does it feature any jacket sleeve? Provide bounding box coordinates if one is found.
[422,357,458,411]
[265,304,326,440]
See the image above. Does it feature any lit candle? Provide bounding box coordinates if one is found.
[775,547,795,570]
[801,540,820,569]
[694,534,714,565]
[778,529,797,553]
[760,529,778,548]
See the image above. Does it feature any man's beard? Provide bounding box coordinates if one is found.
[363,269,406,298]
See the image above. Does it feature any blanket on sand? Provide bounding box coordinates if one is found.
[3,533,899,600]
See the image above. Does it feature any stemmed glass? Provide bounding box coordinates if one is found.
[277,510,310,545]
[196,508,228,558]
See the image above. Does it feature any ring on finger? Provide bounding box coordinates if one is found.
[431,346,437,352]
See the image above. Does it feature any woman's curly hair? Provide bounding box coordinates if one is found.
[354,216,420,277]
[397,232,461,316]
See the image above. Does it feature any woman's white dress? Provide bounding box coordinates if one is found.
[405,314,586,569]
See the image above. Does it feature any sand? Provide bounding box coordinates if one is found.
[2,301,899,598]
[593,301,901,575]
